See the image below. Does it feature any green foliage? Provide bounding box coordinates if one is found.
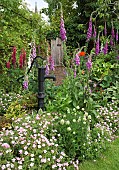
[4,92,37,119]
[5,100,26,120]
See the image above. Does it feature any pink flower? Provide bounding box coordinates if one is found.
[41,158,47,163]
[6,61,10,69]
[11,46,16,67]
[60,16,67,41]
[86,17,92,41]
[2,143,10,148]
[19,150,23,154]
[74,53,80,65]
[19,53,23,69]
[49,56,55,71]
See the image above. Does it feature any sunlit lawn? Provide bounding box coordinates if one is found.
[79,137,119,170]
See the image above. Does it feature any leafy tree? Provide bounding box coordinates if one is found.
[0,0,50,72]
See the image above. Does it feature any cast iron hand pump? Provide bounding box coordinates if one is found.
[17,56,56,111]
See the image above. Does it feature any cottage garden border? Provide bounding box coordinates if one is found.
[0,3,119,170]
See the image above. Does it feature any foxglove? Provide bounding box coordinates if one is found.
[49,56,55,71]
[102,41,108,55]
[86,59,92,71]
[60,16,67,41]
[116,56,119,60]
[116,30,118,42]
[23,75,28,90]
[110,37,114,46]
[111,27,115,39]
[86,17,92,41]
[93,25,96,38]
[95,36,100,55]
[45,64,49,75]
[74,69,76,78]
[74,53,80,65]
[104,22,107,36]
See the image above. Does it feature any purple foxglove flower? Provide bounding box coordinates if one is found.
[49,56,55,71]
[23,81,28,90]
[86,59,92,71]
[110,37,114,46]
[102,41,108,54]
[104,22,107,36]
[116,30,118,42]
[45,64,49,75]
[111,27,115,39]
[95,36,100,55]
[86,17,92,41]
[74,69,76,78]
[60,17,67,41]
[116,56,119,60]
[93,25,96,38]
[74,53,80,65]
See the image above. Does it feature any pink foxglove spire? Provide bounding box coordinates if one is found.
[116,30,118,42]
[60,16,67,41]
[104,22,107,36]
[74,53,80,66]
[86,58,92,71]
[86,17,92,41]
[95,35,100,55]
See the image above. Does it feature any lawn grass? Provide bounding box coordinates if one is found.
[79,137,119,170]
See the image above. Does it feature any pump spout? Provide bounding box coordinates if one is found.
[44,75,56,81]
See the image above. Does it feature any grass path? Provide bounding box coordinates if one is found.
[79,137,119,170]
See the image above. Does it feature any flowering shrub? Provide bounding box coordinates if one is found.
[0,111,79,170]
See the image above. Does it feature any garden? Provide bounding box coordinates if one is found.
[0,0,119,169]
